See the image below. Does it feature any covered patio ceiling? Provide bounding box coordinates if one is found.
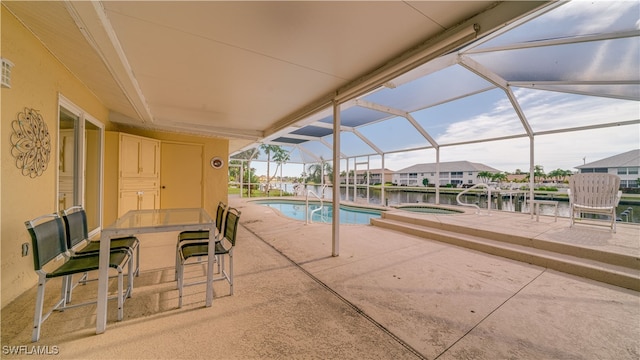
[4,0,550,152]
[4,1,637,168]
[234,1,640,167]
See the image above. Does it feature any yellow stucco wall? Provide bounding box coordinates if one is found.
[103,126,229,226]
[1,7,229,307]
[1,7,111,306]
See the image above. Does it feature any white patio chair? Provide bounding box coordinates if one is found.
[567,173,622,232]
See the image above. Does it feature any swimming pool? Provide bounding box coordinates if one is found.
[396,205,464,215]
[253,200,382,224]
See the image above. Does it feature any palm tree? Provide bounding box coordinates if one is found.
[307,158,333,184]
[524,166,545,183]
[535,165,546,183]
[547,168,573,183]
[323,162,334,184]
[492,172,508,184]
[476,171,494,184]
[260,144,290,195]
[307,163,323,184]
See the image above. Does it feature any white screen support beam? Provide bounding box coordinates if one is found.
[332,101,341,257]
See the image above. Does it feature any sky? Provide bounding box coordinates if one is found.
[247,1,640,178]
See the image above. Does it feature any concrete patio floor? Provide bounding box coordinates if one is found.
[1,196,639,359]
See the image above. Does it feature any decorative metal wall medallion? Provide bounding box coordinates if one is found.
[10,108,51,178]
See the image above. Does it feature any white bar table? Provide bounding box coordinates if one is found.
[96,208,215,334]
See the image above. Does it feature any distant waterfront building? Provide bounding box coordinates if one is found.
[340,168,394,185]
[393,161,501,187]
[576,149,640,188]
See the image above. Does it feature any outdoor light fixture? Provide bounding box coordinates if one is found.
[1,58,14,88]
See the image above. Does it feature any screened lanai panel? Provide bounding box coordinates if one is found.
[436,137,532,172]
[525,84,639,102]
[297,140,333,161]
[318,106,390,128]
[362,64,494,112]
[469,37,640,84]
[471,1,640,51]
[250,143,324,164]
[244,144,313,164]
[233,0,638,163]
[291,125,333,138]
[249,144,295,162]
[273,137,307,144]
[324,131,377,158]
[515,88,640,133]
[357,116,434,153]
[413,88,525,145]
[286,146,318,164]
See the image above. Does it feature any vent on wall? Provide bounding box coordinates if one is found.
[2,58,14,88]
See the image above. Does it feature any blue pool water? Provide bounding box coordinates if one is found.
[254,200,382,224]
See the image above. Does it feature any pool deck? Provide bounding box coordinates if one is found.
[1,195,638,359]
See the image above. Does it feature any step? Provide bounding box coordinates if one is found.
[371,217,640,292]
[380,211,640,271]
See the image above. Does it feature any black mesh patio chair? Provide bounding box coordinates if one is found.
[174,201,227,279]
[177,206,240,307]
[25,213,132,342]
[61,206,139,301]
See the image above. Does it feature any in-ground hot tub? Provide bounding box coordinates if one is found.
[396,204,465,215]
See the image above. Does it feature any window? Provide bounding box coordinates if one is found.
[618,167,639,175]
[440,172,449,178]
[409,173,417,178]
[581,168,608,173]
[451,171,463,179]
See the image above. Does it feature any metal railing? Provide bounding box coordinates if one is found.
[306,188,324,224]
[456,183,494,215]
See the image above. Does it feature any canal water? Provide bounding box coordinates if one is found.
[270,183,640,224]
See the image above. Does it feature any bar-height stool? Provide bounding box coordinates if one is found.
[61,206,139,301]
[25,213,132,342]
[177,207,240,307]
[175,201,227,280]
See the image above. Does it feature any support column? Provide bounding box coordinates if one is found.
[529,136,535,217]
[381,154,386,206]
[240,160,244,198]
[345,157,350,202]
[332,101,341,257]
[435,148,440,204]
[366,156,370,204]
